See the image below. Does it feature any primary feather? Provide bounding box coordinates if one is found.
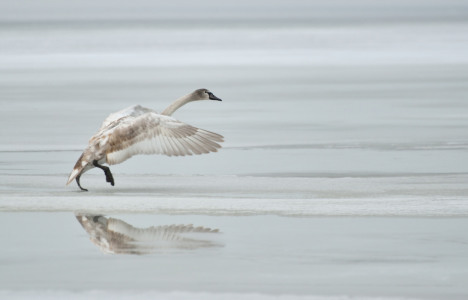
[105,112,223,164]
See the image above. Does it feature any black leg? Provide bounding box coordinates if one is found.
[76,174,88,192]
[93,160,115,186]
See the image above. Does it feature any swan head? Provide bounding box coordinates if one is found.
[193,88,222,101]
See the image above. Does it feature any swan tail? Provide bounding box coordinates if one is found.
[66,153,88,185]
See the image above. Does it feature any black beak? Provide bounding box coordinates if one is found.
[208,92,222,101]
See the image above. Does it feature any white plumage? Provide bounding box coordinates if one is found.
[99,104,153,130]
[66,88,223,191]
[105,112,223,164]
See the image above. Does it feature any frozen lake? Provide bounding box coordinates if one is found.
[1,0,468,299]
[1,213,468,300]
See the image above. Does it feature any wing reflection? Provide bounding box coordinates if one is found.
[76,214,222,255]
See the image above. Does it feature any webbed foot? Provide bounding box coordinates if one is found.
[76,174,88,192]
[93,160,115,187]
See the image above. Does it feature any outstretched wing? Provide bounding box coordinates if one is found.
[100,105,155,130]
[105,112,224,165]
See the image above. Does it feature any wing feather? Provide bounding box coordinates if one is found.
[182,136,204,155]
[162,133,177,156]
[105,112,223,165]
[170,130,188,156]
[184,135,210,154]
[160,132,173,156]
[100,105,156,130]
[190,133,219,152]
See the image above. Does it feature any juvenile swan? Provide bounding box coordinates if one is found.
[66,88,223,191]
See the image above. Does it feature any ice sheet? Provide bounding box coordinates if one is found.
[1,173,468,217]
[1,213,467,299]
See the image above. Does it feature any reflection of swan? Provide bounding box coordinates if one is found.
[66,88,223,191]
[76,214,222,255]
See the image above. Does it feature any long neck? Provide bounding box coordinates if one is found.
[161,93,193,116]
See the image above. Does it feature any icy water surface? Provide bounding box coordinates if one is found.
[1,0,468,299]
[1,213,468,300]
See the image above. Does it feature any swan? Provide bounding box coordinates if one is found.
[76,214,221,254]
[66,88,223,191]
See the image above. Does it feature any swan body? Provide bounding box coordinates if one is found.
[67,88,223,191]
